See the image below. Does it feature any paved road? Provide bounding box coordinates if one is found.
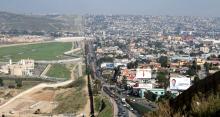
[40,64,52,76]
[86,40,139,117]
[103,86,132,117]
[0,41,55,48]
[0,36,92,49]
[35,58,82,64]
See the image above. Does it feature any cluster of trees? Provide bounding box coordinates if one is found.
[15,79,23,88]
[158,56,169,67]
[0,79,3,86]
[186,61,203,83]
[207,54,220,60]
[127,61,138,69]
[96,57,114,66]
[156,72,169,88]
[2,29,46,36]
[157,91,174,102]
[144,91,157,101]
[121,76,128,90]
[0,79,23,88]
[93,79,102,95]
[187,60,200,76]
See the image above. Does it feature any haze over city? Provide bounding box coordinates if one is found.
[0,0,219,16]
[0,0,220,117]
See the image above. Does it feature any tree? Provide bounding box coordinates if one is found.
[34,109,41,114]
[15,79,22,88]
[127,61,138,69]
[97,57,113,65]
[113,66,120,80]
[204,62,210,75]
[86,67,91,75]
[0,78,4,87]
[157,91,173,102]
[197,65,201,71]
[93,79,101,95]
[187,67,196,76]
[156,72,169,88]
[187,60,198,76]
[144,91,157,101]
[158,56,168,67]
[192,60,197,72]
[193,75,200,84]
[122,76,128,90]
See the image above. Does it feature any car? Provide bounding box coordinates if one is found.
[129,107,134,111]
[9,110,14,114]
[149,103,154,107]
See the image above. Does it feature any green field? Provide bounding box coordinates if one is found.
[0,42,72,61]
[46,64,71,79]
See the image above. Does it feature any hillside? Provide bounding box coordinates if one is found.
[0,11,82,33]
[146,71,220,117]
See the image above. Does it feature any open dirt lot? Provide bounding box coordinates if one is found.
[0,63,90,117]
[0,87,56,117]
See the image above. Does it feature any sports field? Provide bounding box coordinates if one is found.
[0,42,72,61]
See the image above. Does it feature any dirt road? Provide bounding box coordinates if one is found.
[78,75,90,117]
[0,64,78,116]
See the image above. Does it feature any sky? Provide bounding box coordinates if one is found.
[0,0,220,17]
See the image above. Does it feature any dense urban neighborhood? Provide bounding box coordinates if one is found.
[83,15,220,116]
[0,7,220,117]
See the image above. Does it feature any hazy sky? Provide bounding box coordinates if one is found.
[0,0,220,17]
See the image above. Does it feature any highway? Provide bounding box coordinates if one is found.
[86,40,139,117]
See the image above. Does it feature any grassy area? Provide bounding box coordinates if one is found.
[94,95,113,117]
[46,64,71,79]
[0,42,72,61]
[94,96,102,112]
[53,77,87,114]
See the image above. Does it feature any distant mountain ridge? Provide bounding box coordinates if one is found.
[0,11,81,33]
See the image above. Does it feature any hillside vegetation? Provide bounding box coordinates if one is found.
[0,11,82,33]
[146,71,220,117]
[53,76,87,114]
